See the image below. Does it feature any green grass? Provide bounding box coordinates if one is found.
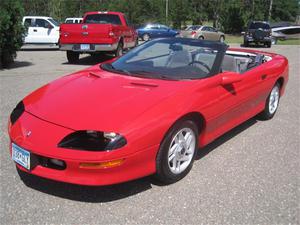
[224,34,300,45]
[277,39,300,45]
[225,35,243,44]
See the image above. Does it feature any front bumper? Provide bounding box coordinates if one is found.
[245,36,272,43]
[60,43,118,52]
[9,112,158,186]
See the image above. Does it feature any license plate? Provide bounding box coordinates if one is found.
[12,143,30,170]
[80,44,90,50]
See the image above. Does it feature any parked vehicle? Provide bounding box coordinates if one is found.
[271,25,300,44]
[180,25,225,42]
[137,24,179,41]
[9,38,288,186]
[243,21,272,47]
[65,18,83,24]
[22,16,60,44]
[59,11,138,63]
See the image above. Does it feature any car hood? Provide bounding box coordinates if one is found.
[23,66,192,132]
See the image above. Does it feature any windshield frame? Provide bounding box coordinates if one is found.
[101,38,228,80]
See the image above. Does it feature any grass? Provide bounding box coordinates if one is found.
[224,34,300,45]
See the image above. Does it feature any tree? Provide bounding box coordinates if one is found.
[0,0,24,68]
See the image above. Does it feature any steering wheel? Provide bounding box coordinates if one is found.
[189,60,211,73]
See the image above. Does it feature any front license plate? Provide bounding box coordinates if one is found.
[80,44,90,50]
[12,143,30,170]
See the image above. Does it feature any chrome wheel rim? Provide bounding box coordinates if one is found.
[269,85,280,114]
[168,128,196,174]
[143,34,150,41]
[220,36,224,42]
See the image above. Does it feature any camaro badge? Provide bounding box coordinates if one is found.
[26,131,32,137]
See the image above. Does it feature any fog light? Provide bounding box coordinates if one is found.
[49,158,65,167]
[79,159,124,169]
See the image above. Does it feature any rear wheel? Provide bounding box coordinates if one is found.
[155,120,198,184]
[199,36,204,40]
[244,41,249,47]
[142,33,150,41]
[114,42,123,57]
[66,51,79,64]
[219,35,225,43]
[258,83,280,120]
[266,41,272,48]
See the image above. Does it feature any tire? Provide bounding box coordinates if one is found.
[114,42,123,57]
[198,36,204,40]
[219,35,225,43]
[154,120,198,184]
[244,41,249,47]
[258,83,280,120]
[142,33,150,42]
[266,42,272,48]
[66,51,79,64]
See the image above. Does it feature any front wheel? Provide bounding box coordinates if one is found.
[154,120,198,184]
[66,51,79,64]
[142,33,150,42]
[258,83,280,120]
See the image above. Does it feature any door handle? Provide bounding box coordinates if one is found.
[261,74,267,80]
[33,29,37,32]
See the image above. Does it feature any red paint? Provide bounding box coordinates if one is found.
[8,49,289,186]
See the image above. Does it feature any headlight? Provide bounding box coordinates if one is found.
[57,130,127,151]
[10,101,25,125]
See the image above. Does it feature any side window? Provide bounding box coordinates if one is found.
[210,27,217,32]
[24,18,32,27]
[35,19,50,28]
[124,16,131,26]
[150,26,159,29]
[202,26,208,31]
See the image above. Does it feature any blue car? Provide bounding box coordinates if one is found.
[137,24,179,41]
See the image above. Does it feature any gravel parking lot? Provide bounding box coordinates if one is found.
[0,44,299,225]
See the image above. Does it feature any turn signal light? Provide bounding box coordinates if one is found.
[79,159,124,169]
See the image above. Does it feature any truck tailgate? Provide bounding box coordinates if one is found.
[60,23,118,44]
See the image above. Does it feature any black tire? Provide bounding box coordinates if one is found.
[66,51,79,64]
[258,82,281,120]
[266,42,272,48]
[154,120,198,184]
[219,35,225,43]
[199,36,204,40]
[244,41,249,47]
[142,33,150,41]
[114,42,123,57]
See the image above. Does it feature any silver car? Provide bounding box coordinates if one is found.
[180,25,225,42]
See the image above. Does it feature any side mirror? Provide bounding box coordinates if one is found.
[221,72,243,85]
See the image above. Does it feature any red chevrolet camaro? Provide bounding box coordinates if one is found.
[8,38,288,186]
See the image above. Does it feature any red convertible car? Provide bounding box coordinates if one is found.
[8,38,288,186]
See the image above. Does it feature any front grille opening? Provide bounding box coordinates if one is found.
[31,154,66,170]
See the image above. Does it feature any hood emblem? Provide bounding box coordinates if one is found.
[26,131,32,137]
[82,25,88,30]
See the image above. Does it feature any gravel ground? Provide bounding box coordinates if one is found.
[0,44,299,225]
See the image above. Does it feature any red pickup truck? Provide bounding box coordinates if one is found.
[59,11,138,63]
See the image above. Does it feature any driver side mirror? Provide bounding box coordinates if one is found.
[221,72,243,85]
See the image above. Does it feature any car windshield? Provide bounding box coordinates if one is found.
[101,38,226,80]
[84,14,122,25]
[249,22,270,30]
[48,18,60,26]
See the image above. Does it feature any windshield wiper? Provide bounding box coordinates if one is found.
[131,70,179,80]
[101,63,132,75]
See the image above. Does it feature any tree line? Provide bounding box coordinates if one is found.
[1,0,299,68]
[22,0,299,32]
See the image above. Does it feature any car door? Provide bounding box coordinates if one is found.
[23,18,34,43]
[29,19,52,43]
[211,61,271,137]
[200,26,211,40]
[209,27,219,41]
